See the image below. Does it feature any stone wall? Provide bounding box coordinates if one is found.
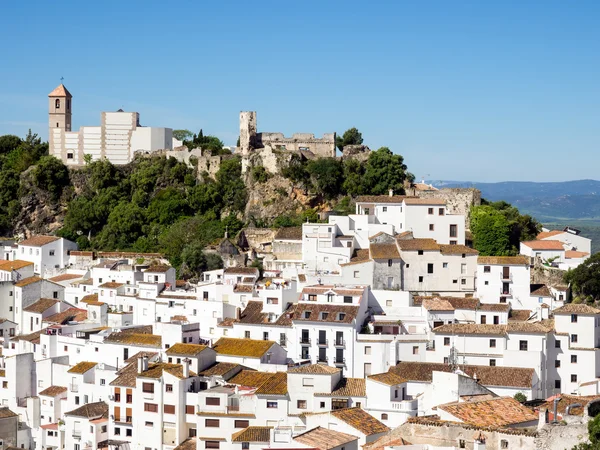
[412,188,482,229]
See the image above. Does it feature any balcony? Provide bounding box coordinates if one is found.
[299,337,311,345]
[279,340,286,348]
[334,339,346,348]
[227,405,239,413]
[391,398,418,411]
[334,357,345,366]
[500,272,513,281]
[317,339,328,346]
[500,288,513,297]
[317,356,328,363]
[299,354,311,360]
[72,430,82,439]
[70,384,79,392]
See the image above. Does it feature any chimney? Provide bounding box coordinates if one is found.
[538,407,548,430]
[552,397,561,424]
[389,189,393,197]
[141,355,149,372]
[182,358,191,378]
[137,356,144,374]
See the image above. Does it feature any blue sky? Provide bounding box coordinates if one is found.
[1,1,599,182]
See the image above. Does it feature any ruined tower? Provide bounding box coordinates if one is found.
[239,111,257,155]
[48,84,72,156]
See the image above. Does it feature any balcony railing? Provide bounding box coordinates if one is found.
[334,339,345,348]
[500,288,513,297]
[317,356,328,363]
[72,430,82,438]
[391,398,418,411]
[299,354,311,360]
[70,384,79,392]
[500,272,513,281]
[334,357,346,365]
[317,339,328,346]
[299,337,311,345]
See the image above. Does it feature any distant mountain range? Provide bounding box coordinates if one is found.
[431,179,600,223]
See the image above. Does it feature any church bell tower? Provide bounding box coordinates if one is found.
[48,84,72,156]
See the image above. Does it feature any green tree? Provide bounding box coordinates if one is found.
[571,413,600,449]
[0,135,22,154]
[146,187,191,226]
[173,129,193,142]
[251,165,271,183]
[564,253,600,301]
[513,392,527,403]
[306,157,344,199]
[342,158,366,196]
[361,147,414,195]
[94,202,147,250]
[215,157,247,212]
[31,156,70,201]
[470,205,512,256]
[336,127,363,151]
[282,154,311,189]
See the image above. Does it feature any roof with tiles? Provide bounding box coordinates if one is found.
[355,195,410,204]
[44,308,87,324]
[537,230,563,240]
[369,243,400,259]
[234,284,254,293]
[217,317,238,327]
[506,321,551,334]
[166,343,208,355]
[367,372,407,386]
[274,227,303,240]
[438,397,537,428]
[396,238,440,251]
[38,386,67,397]
[521,240,565,250]
[0,260,33,271]
[139,363,197,379]
[477,255,530,265]
[288,364,341,375]
[294,426,358,449]
[331,407,390,435]
[340,249,372,267]
[478,303,510,312]
[109,362,138,387]
[232,426,272,443]
[433,323,506,335]
[23,298,59,314]
[229,370,275,387]
[315,378,366,398]
[439,245,478,255]
[173,439,197,450]
[229,370,288,395]
[0,408,17,418]
[391,362,535,388]
[68,361,98,374]
[105,332,162,348]
[48,274,83,282]
[80,294,99,304]
[404,197,446,205]
[99,282,124,289]
[198,362,243,378]
[65,401,108,419]
[530,284,552,297]
[542,394,600,416]
[508,309,532,322]
[212,337,275,358]
[422,298,455,311]
[48,84,72,97]
[224,267,259,275]
[301,285,365,296]
[238,301,268,324]
[553,303,600,315]
[124,351,158,364]
[11,328,45,344]
[446,297,480,310]
[145,264,173,273]
[293,303,360,324]
[14,276,42,287]
[566,250,589,259]
[19,236,60,247]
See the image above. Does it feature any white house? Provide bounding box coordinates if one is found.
[17,236,78,276]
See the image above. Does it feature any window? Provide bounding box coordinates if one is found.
[142,383,154,393]
[555,340,561,349]
[428,208,433,215]
[427,263,433,274]
[443,262,448,268]
[338,313,346,321]
[458,439,465,448]
[242,443,249,450]
[571,314,578,323]
[382,206,387,212]
[144,403,158,412]
[449,224,457,237]
[555,360,560,368]
[418,250,424,256]
[418,276,424,283]
[490,359,496,366]
[49,250,55,256]
[302,378,314,387]
[429,224,434,231]
[388,259,393,267]
[413,346,419,355]
[297,400,307,409]
[166,384,173,392]
[572,355,578,363]
[266,401,278,408]
[571,334,578,343]
[365,346,371,355]
[571,374,578,383]
[114,427,120,436]
[234,420,250,428]
[493,315,499,325]
[500,440,509,449]
[381,413,388,420]
[343,296,353,303]
[205,441,220,449]
[519,340,528,351]
[244,331,250,339]
[263,332,269,341]
[461,279,466,285]
[444,337,450,346]
[483,266,491,273]
[353,271,359,278]
[126,429,132,437]
[205,419,220,428]
[164,404,175,414]
[489,339,496,348]
[206,397,220,406]
[480,316,487,324]
[55,99,60,108]
[555,380,561,389]
[267,297,278,305]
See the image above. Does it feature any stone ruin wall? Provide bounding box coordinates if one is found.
[255,132,336,158]
[413,188,482,229]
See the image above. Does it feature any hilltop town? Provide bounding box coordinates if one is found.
[0,84,597,450]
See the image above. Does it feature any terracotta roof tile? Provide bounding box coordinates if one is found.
[48,84,72,97]
[145,265,172,273]
[174,439,197,450]
[139,362,196,379]
[369,243,400,259]
[521,240,565,251]
[23,298,59,313]
[274,227,303,240]
[367,372,407,386]
[542,394,600,417]
[38,386,67,397]
[404,197,447,205]
[99,282,124,289]
[48,274,82,282]
[212,337,275,358]
[396,238,440,251]
[218,317,238,327]
[224,267,259,275]
[19,236,60,247]
[439,397,537,428]
[294,426,358,449]
[0,260,33,271]
[11,328,45,344]
[537,230,563,240]
[508,309,532,321]
[422,298,455,311]
[14,276,42,287]
[477,256,529,265]
[293,303,359,324]
[439,245,478,255]
[229,371,288,395]
[478,303,510,312]
[234,284,254,293]
[331,408,389,435]
[315,378,366,397]
[0,408,17,418]
[44,307,87,324]
[80,294,99,304]
[288,364,341,375]
[340,249,372,267]
[356,195,410,204]
[68,361,98,374]
[566,250,589,259]
[109,362,138,387]
[105,332,162,348]
[65,401,108,419]
[198,362,242,378]
[166,343,208,355]
[232,426,272,443]
[391,362,535,388]
[238,301,268,324]
[530,284,552,297]
[553,303,600,315]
